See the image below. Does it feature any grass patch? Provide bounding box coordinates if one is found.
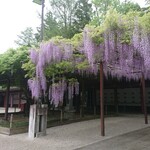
[0,120,10,128]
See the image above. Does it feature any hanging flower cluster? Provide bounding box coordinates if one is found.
[28,39,74,100]
[48,78,79,107]
[49,79,67,107]
[81,14,150,81]
[83,27,103,75]
[28,79,41,99]
[68,79,79,100]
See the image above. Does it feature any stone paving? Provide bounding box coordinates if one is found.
[77,127,150,150]
[0,115,149,150]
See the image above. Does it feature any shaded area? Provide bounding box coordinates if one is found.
[76,127,150,150]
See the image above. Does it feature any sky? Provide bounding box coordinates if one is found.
[0,0,147,54]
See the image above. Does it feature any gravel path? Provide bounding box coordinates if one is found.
[76,127,150,150]
[0,115,149,150]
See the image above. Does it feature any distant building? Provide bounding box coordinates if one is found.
[0,87,26,112]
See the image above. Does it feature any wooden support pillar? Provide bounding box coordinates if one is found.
[114,88,118,114]
[141,73,148,124]
[80,80,85,118]
[93,88,96,116]
[100,62,105,136]
[140,84,144,114]
[10,94,13,108]
[18,92,22,108]
[5,79,10,120]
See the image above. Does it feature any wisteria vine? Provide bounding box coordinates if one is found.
[28,12,150,106]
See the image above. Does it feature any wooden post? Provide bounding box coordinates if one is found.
[100,62,105,136]
[18,91,22,108]
[114,88,118,114]
[141,73,148,124]
[80,80,85,118]
[140,83,144,114]
[60,107,63,122]
[28,104,36,138]
[5,79,10,120]
[10,114,13,129]
[93,88,96,116]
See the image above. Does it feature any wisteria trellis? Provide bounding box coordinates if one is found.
[28,39,79,106]
[82,16,150,80]
[28,12,150,106]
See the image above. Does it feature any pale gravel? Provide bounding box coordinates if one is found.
[0,115,149,150]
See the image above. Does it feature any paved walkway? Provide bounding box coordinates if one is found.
[0,115,149,150]
[76,127,150,150]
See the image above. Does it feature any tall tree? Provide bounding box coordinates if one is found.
[72,0,92,34]
[50,0,78,38]
[91,0,120,25]
[45,0,92,39]
[0,46,33,108]
[0,47,29,86]
[117,0,141,14]
[91,0,142,26]
[15,27,38,47]
[43,11,61,40]
[145,0,150,5]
